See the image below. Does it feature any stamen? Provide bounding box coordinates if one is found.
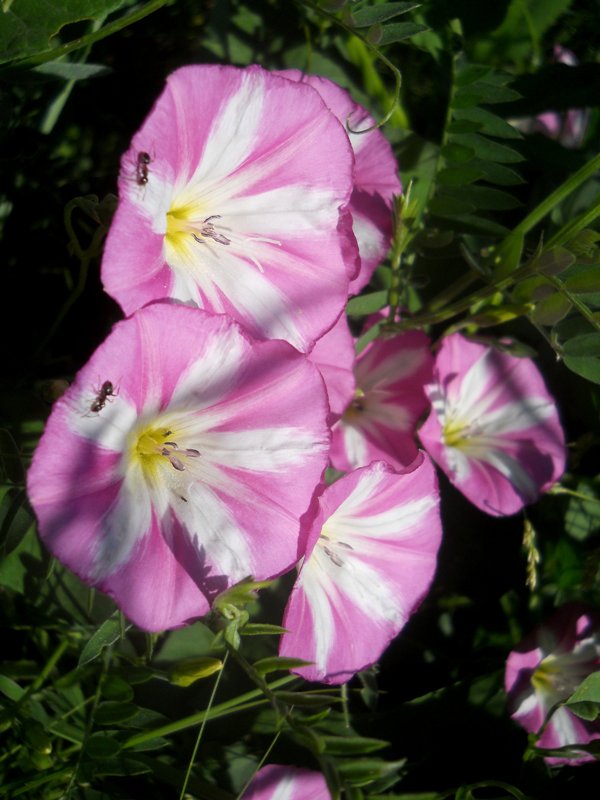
[323,546,344,567]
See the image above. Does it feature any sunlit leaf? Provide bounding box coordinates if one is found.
[79,613,129,667]
[347,290,388,316]
[0,0,126,65]
[169,657,223,686]
[566,672,600,720]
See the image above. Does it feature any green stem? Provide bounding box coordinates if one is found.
[545,195,600,250]
[122,675,297,750]
[8,0,172,70]
[513,153,600,238]
[179,652,229,800]
[235,728,283,800]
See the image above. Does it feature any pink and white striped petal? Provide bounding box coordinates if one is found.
[330,323,433,471]
[278,70,402,293]
[505,604,600,765]
[101,64,357,353]
[418,334,566,516]
[279,457,442,684]
[27,304,330,631]
[242,764,330,800]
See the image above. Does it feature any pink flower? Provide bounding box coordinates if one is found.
[279,70,402,294]
[308,312,356,422]
[329,319,433,471]
[505,604,600,765]
[279,457,442,684]
[511,47,589,149]
[418,334,566,516]
[27,304,330,632]
[101,65,357,353]
[242,764,330,799]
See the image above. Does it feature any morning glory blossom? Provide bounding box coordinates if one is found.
[101,64,357,353]
[242,764,330,800]
[27,304,330,632]
[329,316,433,471]
[279,70,402,294]
[418,333,566,516]
[279,457,442,684]
[505,604,600,764]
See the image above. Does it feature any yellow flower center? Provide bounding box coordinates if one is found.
[129,421,200,479]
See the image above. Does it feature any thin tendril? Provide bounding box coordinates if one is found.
[178,651,229,800]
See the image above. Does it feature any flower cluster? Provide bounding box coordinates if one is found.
[27,62,580,780]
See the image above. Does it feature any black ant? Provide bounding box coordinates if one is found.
[135,151,152,186]
[89,380,117,414]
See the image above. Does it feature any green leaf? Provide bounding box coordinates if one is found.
[566,672,600,720]
[322,735,390,755]
[0,524,43,593]
[471,160,523,186]
[564,264,600,296]
[562,353,600,384]
[368,21,428,46]
[101,676,134,702]
[0,428,24,483]
[455,65,492,87]
[446,120,483,134]
[169,657,223,687]
[78,613,128,667]
[240,623,289,636]
[337,758,406,788]
[530,291,572,325]
[449,185,522,210]
[0,488,35,556]
[440,142,475,164]
[453,81,521,106]
[495,231,524,274]
[85,732,122,759]
[0,0,126,65]
[450,133,525,163]
[346,290,388,316]
[428,194,476,216]
[351,2,421,27]
[565,478,600,540]
[452,108,522,139]
[562,333,600,357]
[437,166,485,186]
[253,656,312,676]
[95,701,139,725]
[33,60,111,79]
[0,674,25,702]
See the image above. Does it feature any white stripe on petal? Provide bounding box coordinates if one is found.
[189,73,265,185]
[477,397,554,435]
[328,495,437,543]
[174,481,253,583]
[340,422,369,468]
[69,394,138,454]
[169,322,246,411]
[91,462,155,579]
[481,448,538,500]
[298,559,338,673]
[201,427,327,471]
